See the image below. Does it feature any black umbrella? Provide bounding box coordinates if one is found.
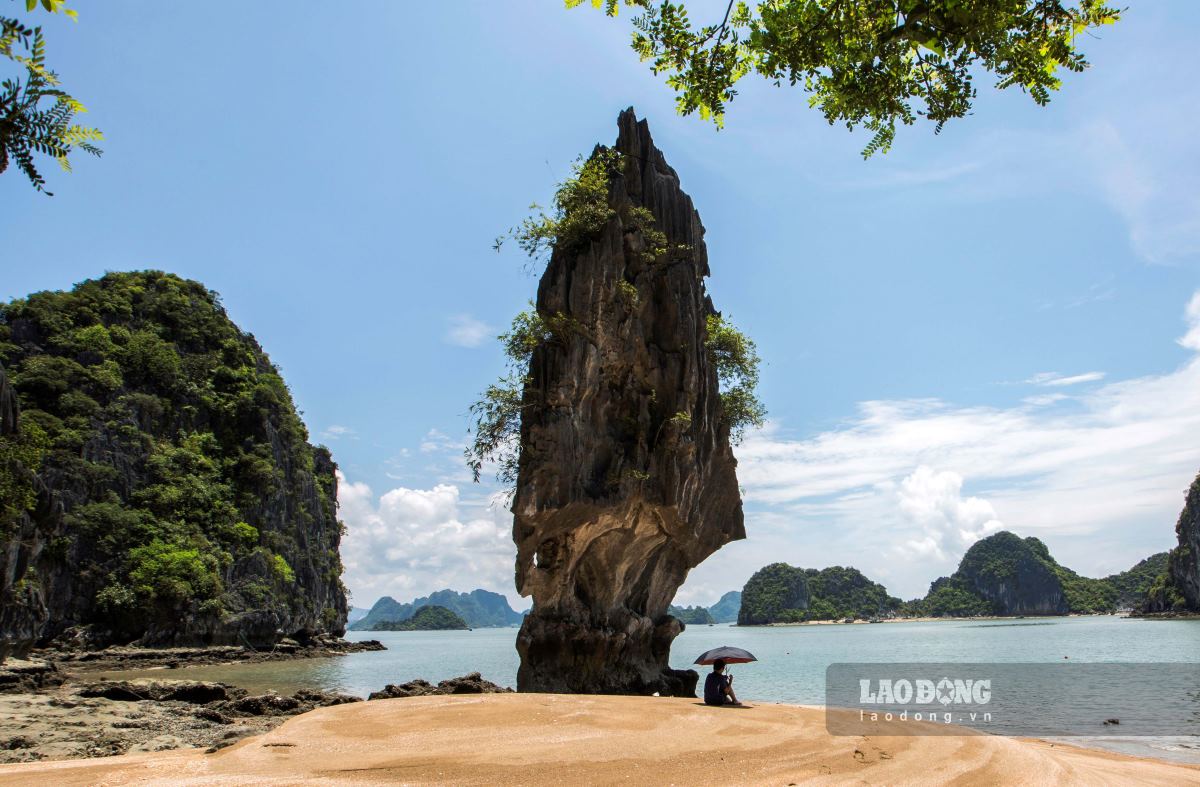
[694,646,757,665]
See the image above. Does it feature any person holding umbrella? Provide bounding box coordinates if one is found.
[695,646,756,707]
[704,659,742,706]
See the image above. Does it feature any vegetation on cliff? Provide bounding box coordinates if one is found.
[1142,472,1200,613]
[738,563,901,624]
[467,143,765,486]
[369,605,469,631]
[0,271,347,647]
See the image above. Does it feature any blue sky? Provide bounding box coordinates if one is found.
[3,2,1199,609]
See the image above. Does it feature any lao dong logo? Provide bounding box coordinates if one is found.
[859,677,992,706]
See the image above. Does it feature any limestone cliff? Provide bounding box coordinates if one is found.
[512,109,744,695]
[920,532,1068,616]
[0,362,62,658]
[959,533,1069,615]
[0,272,348,654]
[1142,472,1200,612]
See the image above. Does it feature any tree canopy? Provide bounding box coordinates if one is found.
[569,0,1121,155]
[1,0,102,193]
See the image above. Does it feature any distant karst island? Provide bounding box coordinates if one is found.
[368,605,469,631]
[732,531,1169,625]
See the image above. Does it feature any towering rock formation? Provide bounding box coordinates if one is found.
[1143,472,1200,612]
[512,109,744,695]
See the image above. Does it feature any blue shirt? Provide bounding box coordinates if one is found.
[704,672,729,705]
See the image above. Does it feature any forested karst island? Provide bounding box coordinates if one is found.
[735,531,1169,624]
[0,272,349,655]
[369,605,469,631]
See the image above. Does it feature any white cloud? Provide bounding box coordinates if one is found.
[1026,371,1107,387]
[419,428,460,455]
[682,291,1200,600]
[1023,393,1069,407]
[338,473,518,609]
[1179,291,1200,352]
[894,466,1003,561]
[444,314,493,348]
[320,424,355,441]
[344,293,1200,609]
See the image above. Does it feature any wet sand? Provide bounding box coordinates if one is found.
[0,694,1196,785]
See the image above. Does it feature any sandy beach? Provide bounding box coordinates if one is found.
[0,694,1195,786]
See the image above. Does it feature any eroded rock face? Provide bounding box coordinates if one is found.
[512,109,744,696]
[0,273,349,653]
[1168,475,1200,608]
[1143,472,1200,612]
[0,363,60,660]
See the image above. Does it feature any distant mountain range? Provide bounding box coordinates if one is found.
[347,607,369,625]
[708,591,741,623]
[350,589,523,630]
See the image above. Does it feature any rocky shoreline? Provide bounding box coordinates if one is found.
[0,663,510,764]
[31,635,386,673]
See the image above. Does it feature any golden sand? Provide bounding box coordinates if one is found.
[0,694,1195,785]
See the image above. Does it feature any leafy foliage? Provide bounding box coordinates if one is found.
[705,313,765,443]
[913,575,997,617]
[804,566,903,620]
[0,271,345,637]
[739,562,901,623]
[369,604,470,631]
[1104,552,1167,608]
[0,413,45,531]
[571,0,1121,156]
[1,2,102,193]
[501,150,621,268]
[738,562,808,624]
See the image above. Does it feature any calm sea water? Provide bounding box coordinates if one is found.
[102,616,1200,763]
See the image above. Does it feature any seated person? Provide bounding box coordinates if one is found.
[703,659,742,706]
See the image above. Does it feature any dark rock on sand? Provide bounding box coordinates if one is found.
[367,672,513,700]
[38,636,385,671]
[77,680,244,704]
[0,658,65,694]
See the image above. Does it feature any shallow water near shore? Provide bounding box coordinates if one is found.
[97,615,1200,763]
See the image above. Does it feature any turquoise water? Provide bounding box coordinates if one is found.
[102,616,1199,702]
[100,616,1200,762]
